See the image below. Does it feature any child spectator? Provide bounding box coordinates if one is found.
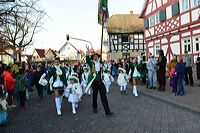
[15,68,28,109]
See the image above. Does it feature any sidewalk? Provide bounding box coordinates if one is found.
[130,80,200,115]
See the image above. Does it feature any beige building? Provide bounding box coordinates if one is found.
[107,12,146,61]
[31,48,57,62]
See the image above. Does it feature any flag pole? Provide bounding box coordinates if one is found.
[100,12,104,64]
[100,12,104,79]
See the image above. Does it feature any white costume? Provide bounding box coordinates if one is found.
[103,69,114,93]
[49,65,66,116]
[65,76,83,114]
[81,66,91,95]
[117,68,130,94]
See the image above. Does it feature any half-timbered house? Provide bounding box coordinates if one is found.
[140,0,200,62]
[107,12,146,61]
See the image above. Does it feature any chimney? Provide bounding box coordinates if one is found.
[130,11,133,14]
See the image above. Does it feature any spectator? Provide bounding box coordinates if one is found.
[167,55,177,78]
[196,53,200,87]
[175,56,186,96]
[15,68,28,109]
[156,50,167,91]
[33,65,44,99]
[184,51,194,87]
[3,65,16,108]
[147,53,157,89]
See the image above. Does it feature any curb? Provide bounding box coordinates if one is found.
[137,89,200,115]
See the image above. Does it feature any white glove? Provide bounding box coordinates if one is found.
[50,86,53,91]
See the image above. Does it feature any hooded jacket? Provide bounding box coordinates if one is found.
[3,71,16,91]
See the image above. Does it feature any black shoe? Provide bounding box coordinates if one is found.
[191,84,194,87]
[153,87,156,90]
[150,86,153,89]
[105,112,113,116]
[93,109,98,113]
[120,91,123,94]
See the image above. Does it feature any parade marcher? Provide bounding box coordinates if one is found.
[156,50,167,91]
[3,65,16,108]
[147,53,157,89]
[81,66,91,95]
[102,68,114,93]
[49,57,67,116]
[196,53,200,87]
[33,65,44,99]
[129,57,141,97]
[65,75,83,114]
[15,68,28,109]
[184,51,194,87]
[85,45,113,115]
[175,56,186,96]
[117,67,130,95]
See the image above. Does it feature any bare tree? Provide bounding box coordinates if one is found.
[1,0,45,62]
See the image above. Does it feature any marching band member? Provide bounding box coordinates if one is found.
[66,75,83,114]
[85,45,113,115]
[102,68,114,93]
[81,66,91,95]
[117,67,130,95]
[49,57,67,116]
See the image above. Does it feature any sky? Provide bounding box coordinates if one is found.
[27,0,145,53]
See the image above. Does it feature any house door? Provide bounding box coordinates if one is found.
[122,53,130,59]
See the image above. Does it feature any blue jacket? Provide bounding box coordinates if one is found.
[175,62,186,79]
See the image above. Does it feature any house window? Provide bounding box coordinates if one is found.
[122,35,129,42]
[155,44,160,56]
[155,13,160,24]
[172,2,180,16]
[182,38,191,53]
[193,36,200,52]
[144,19,149,28]
[191,0,200,8]
[180,0,190,12]
[159,9,166,22]
[149,15,155,27]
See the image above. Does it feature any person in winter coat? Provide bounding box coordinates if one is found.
[175,56,186,96]
[156,50,167,91]
[196,53,200,87]
[15,68,28,108]
[147,54,157,89]
[33,65,44,99]
[3,65,16,108]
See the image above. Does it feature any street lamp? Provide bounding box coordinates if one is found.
[66,34,93,48]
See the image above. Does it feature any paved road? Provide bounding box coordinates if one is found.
[1,84,200,133]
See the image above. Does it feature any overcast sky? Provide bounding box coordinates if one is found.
[27,0,145,53]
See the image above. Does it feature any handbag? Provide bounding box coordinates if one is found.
[0,98,7,111]
[0,111,8,125]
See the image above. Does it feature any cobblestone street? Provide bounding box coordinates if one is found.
[1,84,200,133]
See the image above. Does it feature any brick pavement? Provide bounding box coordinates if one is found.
[0,84,200,133]
[133,80,200,114]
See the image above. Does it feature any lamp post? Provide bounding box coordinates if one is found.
[66,34,93,48]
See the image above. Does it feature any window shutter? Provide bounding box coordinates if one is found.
[144,19,149,28]
[172,2,180,16]
[159,9,166,22]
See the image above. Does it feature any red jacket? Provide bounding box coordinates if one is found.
[3,71,16,91]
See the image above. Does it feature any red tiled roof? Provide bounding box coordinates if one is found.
[35,49,45,58]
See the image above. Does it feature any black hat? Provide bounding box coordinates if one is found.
[91,53,101,60]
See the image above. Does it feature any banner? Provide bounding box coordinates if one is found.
[98,0,109,26]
